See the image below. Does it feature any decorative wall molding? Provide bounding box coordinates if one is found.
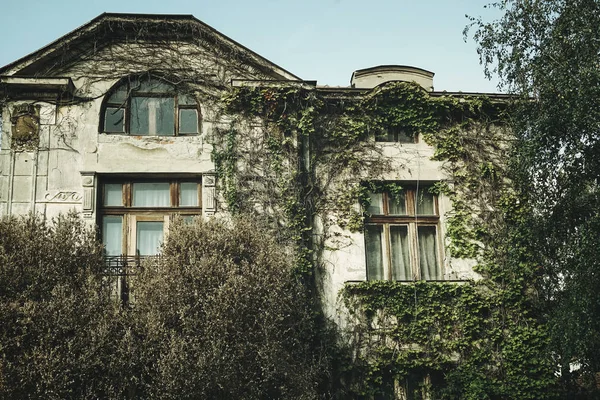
[42,191,82,203]
[80,172,96,218]
[202,172,216,217]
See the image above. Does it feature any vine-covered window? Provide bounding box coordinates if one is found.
[364,185,441,280]
[102,78,200,136]
[375,127,417,143]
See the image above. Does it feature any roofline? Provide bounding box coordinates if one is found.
[352,65,435,78]
[0,13,301,81]
[316,86,510,99]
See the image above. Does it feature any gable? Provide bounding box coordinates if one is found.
[0,13,300,82]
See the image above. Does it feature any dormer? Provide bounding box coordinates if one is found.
[351,65,434,91]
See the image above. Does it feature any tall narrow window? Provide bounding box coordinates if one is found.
[364,184,442,280]
[101,77,200,136]
[99,177,202,302]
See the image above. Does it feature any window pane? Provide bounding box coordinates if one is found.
[135,79,174,93]
[130,97,149,135]
[365,225,384,280]
[133,183,170,207]
[180,183,198,206]
[104,107,125,133]
[390,226,411,280]
[418,226,440,280]
[104,184,123,206]
[394,128,414,143]
[179,109,198,134]
[388,191,406,215]
[179,94,196,105]
[137,221,164,256]
[131,97,175,136]
[375,131,395,142]
[107,85,128,103]
[102,216,122,256]
[367,192,383,215]
[416,188,435,215]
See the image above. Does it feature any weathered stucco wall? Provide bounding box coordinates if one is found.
[317,138,479,320]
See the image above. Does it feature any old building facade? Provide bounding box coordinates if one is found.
[0,13,505,320]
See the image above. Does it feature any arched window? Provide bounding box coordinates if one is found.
[102,77,200,136]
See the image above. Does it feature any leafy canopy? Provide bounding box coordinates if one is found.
[469,0,600,391]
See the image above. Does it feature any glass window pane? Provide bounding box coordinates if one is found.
[388,191,406,215]
[137,221,164,256]
[180,183,198,206]
[375,131,395,142]
[104,184,123,206]
[418,226,440,280]
[130,97,149,135]
[416,188,435,215]
[107,85,128,103]
[104,107,124,133]
[102,216,122,256]
[179,109,198,134]
[131,97,175,136]
[365,225,385,280]
[394,128,414,143]
[367,192,383,215]
[135,79,173,93]
[179,94,196,105]
[390,226,411,280]
[133,183,170,207]
[156,98,175,136]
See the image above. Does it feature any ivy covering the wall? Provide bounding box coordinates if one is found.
[213,82,556,398]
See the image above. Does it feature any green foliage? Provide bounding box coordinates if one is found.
[470,0,600,394]
[0,214,341,399]
[0,214,127,399]
[218,80,556,398]
[342,280,555,399]
[131,217,339,399]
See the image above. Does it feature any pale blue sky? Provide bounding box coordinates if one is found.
[0,0,501,92]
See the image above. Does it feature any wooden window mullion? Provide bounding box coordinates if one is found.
[174,95,179,136]
[124,182,132,207]
[383,224,392,280]
[171,182,179,207]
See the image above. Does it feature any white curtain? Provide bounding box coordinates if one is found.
[418,226,440,279]
[102,216,123,256]
[136,221,164,256]
[104,183,123,206]
[390,225,411,280]
[180,183,198,206]
[130,97,175,136]
[365,225,384,280]
[416,189,435,215]
[388,191,406,215]
[133,183,170,207]
[367,193,383,215]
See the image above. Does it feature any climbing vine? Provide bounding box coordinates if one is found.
[213,81,556,398]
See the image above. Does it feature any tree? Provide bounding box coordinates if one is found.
[0,214,339,399]
[0,214,129,399]
[469,0,600,394]
[130,217,338,399]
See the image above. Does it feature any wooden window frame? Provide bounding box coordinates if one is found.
[364,186,443,281]
[101,78,201,136]
[374,127,418,143]
[99,178,202,255]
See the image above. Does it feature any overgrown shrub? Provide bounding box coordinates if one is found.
[0,214,340,399]
[131,217,337,399]
[0,213,127,399]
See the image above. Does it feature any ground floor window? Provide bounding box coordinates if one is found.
[99,177,202,301]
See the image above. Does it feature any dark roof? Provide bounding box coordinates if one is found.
[0,13,301,81]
